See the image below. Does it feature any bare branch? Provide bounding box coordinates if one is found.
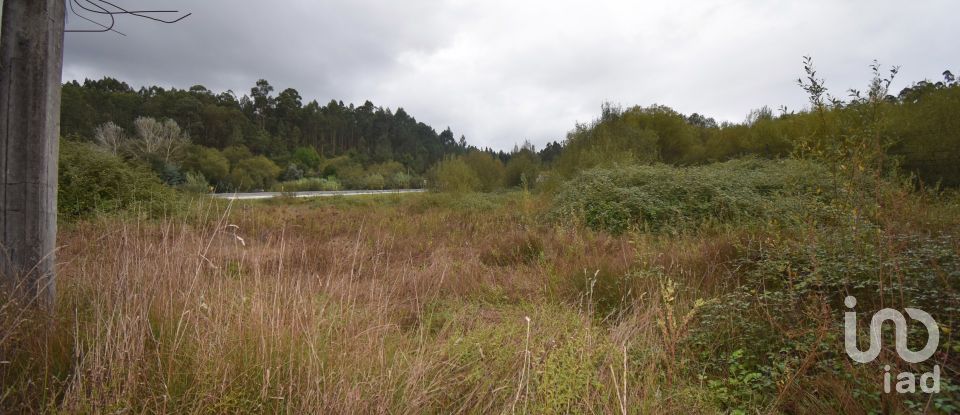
[65,0,190,34]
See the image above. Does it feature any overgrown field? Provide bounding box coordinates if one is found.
[2,160,960,413]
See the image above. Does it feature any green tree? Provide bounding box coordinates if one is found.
[58,76,478,183]
[329,161,367,189]
[368,161,406,182]
[181,145,230,184]
[222,145,253,167]
[555,104,666,176]
[225,155,281,191]
[462,150,505,191]
[429,156,480,193]
[276,88,303,130]
[250,79,275,128]
[504,150,540,188]
[291,146,322,170]
[391,171,414,189]
[364,173,386,189]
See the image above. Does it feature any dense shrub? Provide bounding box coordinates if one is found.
[889,82,960,186]
[325,159,366,189]
[504,150,540,188]
[281,163,304,181]
[367,161,406,180]
[290,146,322,170]
[428,156,481,193]
[462,150,506,191]
[555,104,701,177]
[689,228,960,412]
[363,173,386,190]
[179,172,212,194]
[224,155,281,191]
[425,152,507,193]
[222,145,253,166]
[271,177,342,192]
[550,158,834,234]
[181,145,230,184]
[390,171,414,189]
[58,140,174,220]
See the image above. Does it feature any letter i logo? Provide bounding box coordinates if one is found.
[844,296,939,364]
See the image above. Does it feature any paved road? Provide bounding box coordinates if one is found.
[211,189,427,200]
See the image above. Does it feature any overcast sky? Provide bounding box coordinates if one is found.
[63,0,958,151]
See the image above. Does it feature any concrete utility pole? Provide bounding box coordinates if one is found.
[0,0,66,306]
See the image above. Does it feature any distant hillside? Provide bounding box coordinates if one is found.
[61,77,468,173]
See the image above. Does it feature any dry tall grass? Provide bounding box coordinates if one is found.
[0,194,718,413]
[2,191,957,413]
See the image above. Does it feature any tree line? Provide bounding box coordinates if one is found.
[61,77,516,191]
[546,69,960,187]
[61,65,959,193]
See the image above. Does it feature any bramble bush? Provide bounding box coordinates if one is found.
[688,226,960,412]
[550,158,835,234]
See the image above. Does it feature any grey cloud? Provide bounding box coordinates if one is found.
[63,0,959,151]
